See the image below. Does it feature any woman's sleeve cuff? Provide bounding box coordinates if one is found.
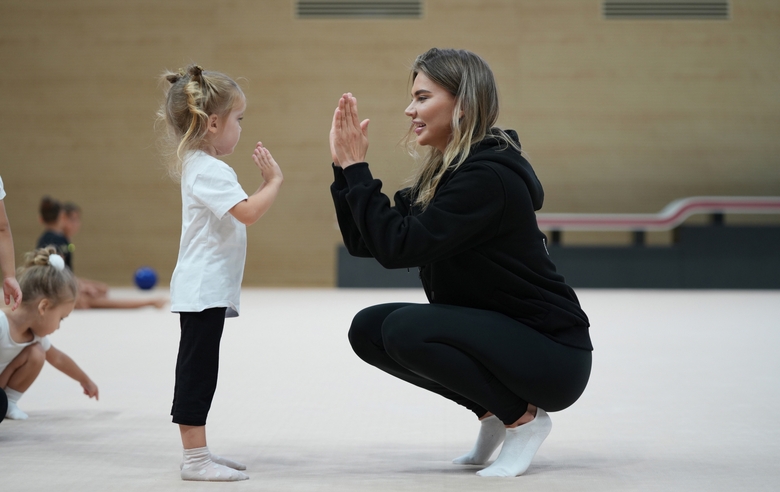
[342,162,372,187]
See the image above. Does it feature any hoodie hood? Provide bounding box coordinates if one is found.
[467,128,545,211]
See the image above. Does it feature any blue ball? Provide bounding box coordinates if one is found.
[134,267,158,290]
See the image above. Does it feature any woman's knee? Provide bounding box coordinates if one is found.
[348,303,412,362]
[347,306,386,360]
[381,307,427,360]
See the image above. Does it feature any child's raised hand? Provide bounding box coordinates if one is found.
[82,379,99,400]
[3,276,22,310]
[252,142,284,185]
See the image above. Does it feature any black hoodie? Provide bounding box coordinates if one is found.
[331,129,592,350]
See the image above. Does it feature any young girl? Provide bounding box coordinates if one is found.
[159,64,283,482]
[0,247,99,422]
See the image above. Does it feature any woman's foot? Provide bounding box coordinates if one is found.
[476,408,551,477]
[452,414,505,465]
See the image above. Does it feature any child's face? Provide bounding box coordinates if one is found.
[31,299,76,337]
[62,212,81,238]
[210,98,246,157]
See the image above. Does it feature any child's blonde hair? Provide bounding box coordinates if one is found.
[157,64,245,181]
[17,247,78,306]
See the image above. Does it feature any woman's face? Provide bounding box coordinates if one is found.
[405,72,458,153]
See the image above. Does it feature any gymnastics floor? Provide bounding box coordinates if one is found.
[1,288,778,491]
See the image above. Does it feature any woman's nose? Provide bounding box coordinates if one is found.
[404,102,414,117]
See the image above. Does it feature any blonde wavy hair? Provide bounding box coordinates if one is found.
[17,247,78,306]
[404,48,521,209]
[156,64,244,181]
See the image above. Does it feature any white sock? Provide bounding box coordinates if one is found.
[4,388,28,420]
[453,415,506,465]
[210,453,247,471]
[180,451,247,471]
[477,408,552,477]
[181,446,248,481]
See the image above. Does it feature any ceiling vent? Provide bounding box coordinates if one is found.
[297,0,423,19]
[603,1,730,20]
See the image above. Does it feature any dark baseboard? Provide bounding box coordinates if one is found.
[336,226,780,289]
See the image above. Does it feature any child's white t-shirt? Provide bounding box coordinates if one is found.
[0,176,6,200]
[0,312,51,374]
[170,151,249,317]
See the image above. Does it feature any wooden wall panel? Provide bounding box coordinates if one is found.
[1,0,778,286]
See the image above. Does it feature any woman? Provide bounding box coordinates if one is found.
[329,48,592,477]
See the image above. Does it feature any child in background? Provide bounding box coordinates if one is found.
[0,176,22,310]
[159,64,283,481]
[37,199,166,309]
[0,247,99,421]
[36,196,71,267]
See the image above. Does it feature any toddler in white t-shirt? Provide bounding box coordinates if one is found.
[158,64,283,482]
[1,247,99,423]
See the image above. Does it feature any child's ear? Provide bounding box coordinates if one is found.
[37,299,51,316]
[207,114,220,134]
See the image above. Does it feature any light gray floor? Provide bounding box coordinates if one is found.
[1,288,779,491]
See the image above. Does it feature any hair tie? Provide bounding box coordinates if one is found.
[49,254,66,271]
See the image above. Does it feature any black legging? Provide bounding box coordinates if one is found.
[348,303,592,425]
[171,307,226,427]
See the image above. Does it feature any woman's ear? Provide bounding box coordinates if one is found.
[456,100,465,120]
[207,114,220,134]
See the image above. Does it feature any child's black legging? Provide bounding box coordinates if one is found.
[171,307,226,427]
[348,303,592,425]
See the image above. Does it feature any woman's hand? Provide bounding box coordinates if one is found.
[330,93,370,169]
[3,276,21,310]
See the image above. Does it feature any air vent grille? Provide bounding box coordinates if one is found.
[297,1,422,19]
[603,1,729,20]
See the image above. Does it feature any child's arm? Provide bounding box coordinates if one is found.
[229,142,283,226]
[0,199,22,310]
[45,345,99,400]
[78,277,109,296]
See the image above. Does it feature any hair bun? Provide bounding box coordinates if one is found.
[190,65,204,78]
[48,254,66,271]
